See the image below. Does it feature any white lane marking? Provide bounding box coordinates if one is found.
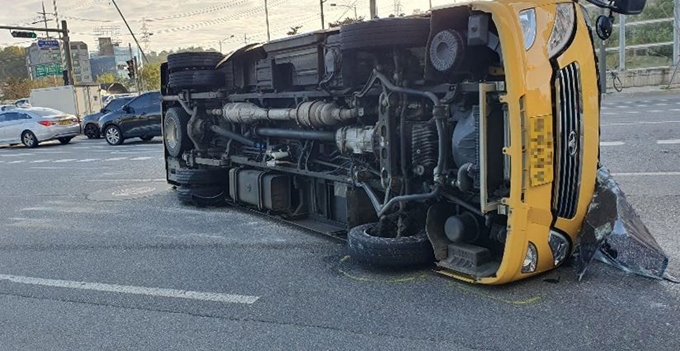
[86,178,166,182]
[657,139,680,145]
[53,159,77,163]
[670,108,680,112]
[0,274,259,304]
[600,141,625,146]
[0,154,32,157]
[624,111,638,114]
[159,157,165,160]
[602,112,616,115]
[30,167,68,170]
[602,121,680,126]
[648,110,663,113]
[130,156,153,161]
[104,157,128,161]
[612,172,680,177]
[76,158,99,163]
[655,103,669,106]
[7,160,26,164]
[29,160,51,163]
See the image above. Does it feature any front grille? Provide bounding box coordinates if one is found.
[553,63,583,219]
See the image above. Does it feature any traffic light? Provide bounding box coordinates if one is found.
[11,31,37,38]
[126,59,135,79]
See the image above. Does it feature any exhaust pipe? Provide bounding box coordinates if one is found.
[209,101,357,127]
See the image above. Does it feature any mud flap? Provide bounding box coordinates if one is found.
[576,167,670,280]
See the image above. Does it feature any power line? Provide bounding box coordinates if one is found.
[145,0,250,22]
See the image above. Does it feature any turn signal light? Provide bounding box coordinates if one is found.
[38,121,53,127]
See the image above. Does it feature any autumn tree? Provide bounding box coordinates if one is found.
[139,62,161,91]
[2,77,57,100]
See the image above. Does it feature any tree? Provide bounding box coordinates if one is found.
[0,46,29,82]
[139,62,161,91]
[97,72,120,85]
[328,17,365,28]
[2,77,57,100]
[287,26,303,36]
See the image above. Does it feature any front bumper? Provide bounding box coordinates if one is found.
[437,1,598,285]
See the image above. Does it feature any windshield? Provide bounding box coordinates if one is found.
[29,108,65,117]
[105,98,133,111]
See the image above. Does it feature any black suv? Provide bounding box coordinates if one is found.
[99,91,161,145]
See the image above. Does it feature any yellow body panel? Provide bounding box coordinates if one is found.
[434,1,599,284]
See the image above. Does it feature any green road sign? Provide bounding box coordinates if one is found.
[35,62,63,78]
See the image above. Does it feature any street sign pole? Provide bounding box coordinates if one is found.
[0,21,73,85]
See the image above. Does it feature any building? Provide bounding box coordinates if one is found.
[90,56,117,79]
[25,40,94,84]
[113,45,139,79]
[69,41,93,84]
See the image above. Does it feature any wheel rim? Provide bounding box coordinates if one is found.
[23,133,35,146]
[106,127,120,144]
[86,125,97,138]
[165,118,178,150]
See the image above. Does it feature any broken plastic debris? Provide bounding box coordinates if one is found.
[576,167,669,280]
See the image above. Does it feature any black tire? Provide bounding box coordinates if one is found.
[104,125,124,146]
[347,223,434,267]
[58,137,73,145]
[340,18,431,51]
[140,136,154,141]
[164,107,192,158]
[168,70,225,90]
[176,185,226,207]
[21,131,39,148]
[167,52,223,73]
[167,166,226,186]
[84,124,100,139]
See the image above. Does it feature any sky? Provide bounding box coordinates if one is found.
[0,0,454,54]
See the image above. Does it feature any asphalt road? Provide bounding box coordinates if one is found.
[0,94,678,350]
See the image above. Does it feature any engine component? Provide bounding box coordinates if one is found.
[411,122,438,176]
[335,126,375,155]
[452,109,478,168]
[444,213,480,243]
[429,29,465,72]
[256,128,335,141]
[213,101,357,127]
[229,169,290,211]
[211,125,256,147]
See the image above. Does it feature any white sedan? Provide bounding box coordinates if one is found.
[0,107,81,148]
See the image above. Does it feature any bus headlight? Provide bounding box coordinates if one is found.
[519,8,537,50]
[549,230,570,266]
[547,3,576,58]
[522,242,538,273]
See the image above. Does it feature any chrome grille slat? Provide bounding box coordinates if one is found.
[553,63,582,219]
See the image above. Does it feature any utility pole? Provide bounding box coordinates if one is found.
[111,0,148,63]
[370,0,377,19]
[429,0,433,10]
[264,0,271,42]
[129,43,141,93]
[37,1,51,38]
[320,0,325,29]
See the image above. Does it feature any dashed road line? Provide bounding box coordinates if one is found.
[0,274,260,305]
[130,157,153,161]
[29,160,51,163]
[600,141,625,146]
[104,157,128,161]
[602,121,680,126]
[612,172,680,177]
[53,159,77,163]
[657,139,680,145]
[648,110,663,113]
[76,158,99,163]
[7,160,26,164]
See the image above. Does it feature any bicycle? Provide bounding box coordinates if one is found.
[609,69,623,92]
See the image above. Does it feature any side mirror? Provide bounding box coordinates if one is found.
[613,0,645,15]
[100,108,107,113]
